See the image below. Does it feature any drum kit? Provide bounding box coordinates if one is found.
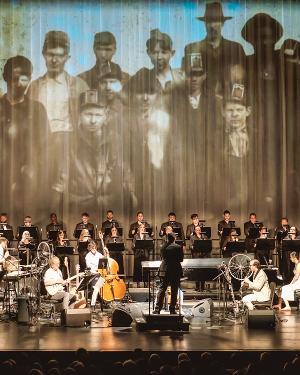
[1,242,54,321]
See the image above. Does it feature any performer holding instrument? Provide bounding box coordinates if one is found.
[85,241,105,310]
[241,259,270,310]
[44,256,79,310]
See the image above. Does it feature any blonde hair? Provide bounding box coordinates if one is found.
[49,256,60,266]
[79,229,90,241]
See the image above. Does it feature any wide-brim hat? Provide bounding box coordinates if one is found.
[197,2,232,22]
[241,13,283,45]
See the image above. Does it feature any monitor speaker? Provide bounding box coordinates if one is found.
[111,307,133,327]
[247,309,275,329]
[61,308,91,327]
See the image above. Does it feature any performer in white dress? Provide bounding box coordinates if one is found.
[273,251,300,311]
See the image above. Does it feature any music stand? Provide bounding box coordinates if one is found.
[223,241,245,257]
[18,226,39,240]
[256,238,275,266]
[200,227,211,239]
[55,246,74,256]
[0,229,13,241]
[134,239,154,249]
[48,229,65,241]
[107,243,125,252]
[74,228,94,239]
[248,227,260,239]
[222,227,241,237]
[78,241,89,253]
[104,227,123,237]
[173,226,183,239]
[192,239,212,255]
[282,240,300,252]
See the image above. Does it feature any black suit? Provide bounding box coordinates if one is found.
[155,241,183,312]
[244,221,261,252]
[186,224,197,240]
[73,222,95,239]
[101,219,120,233]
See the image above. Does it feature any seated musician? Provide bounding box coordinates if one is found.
[54,230,72,279]
[128,211,151,238]
[73,212,95,239]
[273,252,300,311]
[222,228,239,253]
[18,230,36,265]
[104,226,124,274]
[132,223,152,287]
[287,226,300,240]
[16,216,39,241]
[0,213,13,241]
[101,210,120,236]
[85,241,105,310]
[190,225,208,291]
[186,213,200,240]
[46,213,63,239]
[0,237,9,280]
[78,228,91,272]
[241,259,270,310]
[43,256,76,310]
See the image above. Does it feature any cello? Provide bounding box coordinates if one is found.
[98,231,126,302]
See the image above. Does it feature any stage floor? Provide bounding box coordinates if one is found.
[0,303,300,352]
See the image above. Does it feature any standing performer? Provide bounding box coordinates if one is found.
[132,223,152,286]
[273,252,300,311]
[244,212,262,252]
[85,241,105,310]
[128,211,151,238]
[218,210,235,250]
[153,233,184,314]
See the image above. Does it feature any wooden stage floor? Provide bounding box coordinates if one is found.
[0,305,300,352]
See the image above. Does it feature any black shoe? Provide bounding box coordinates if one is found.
[169,309,177,315]
[153,309,160,315]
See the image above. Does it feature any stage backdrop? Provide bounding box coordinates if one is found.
[0,0,300,235]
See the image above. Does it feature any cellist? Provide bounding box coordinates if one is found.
[85,241,105,310]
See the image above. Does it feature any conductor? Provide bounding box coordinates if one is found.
[153,233,184,314]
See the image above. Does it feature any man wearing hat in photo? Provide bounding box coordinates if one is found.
[241,13,284,223]
[0,55,49,225]
[78,31,130,89]
[127,29,184,97]
[218,83,253,217]
[185,2,245,96]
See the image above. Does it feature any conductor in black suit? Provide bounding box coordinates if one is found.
[154,233,184,314]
